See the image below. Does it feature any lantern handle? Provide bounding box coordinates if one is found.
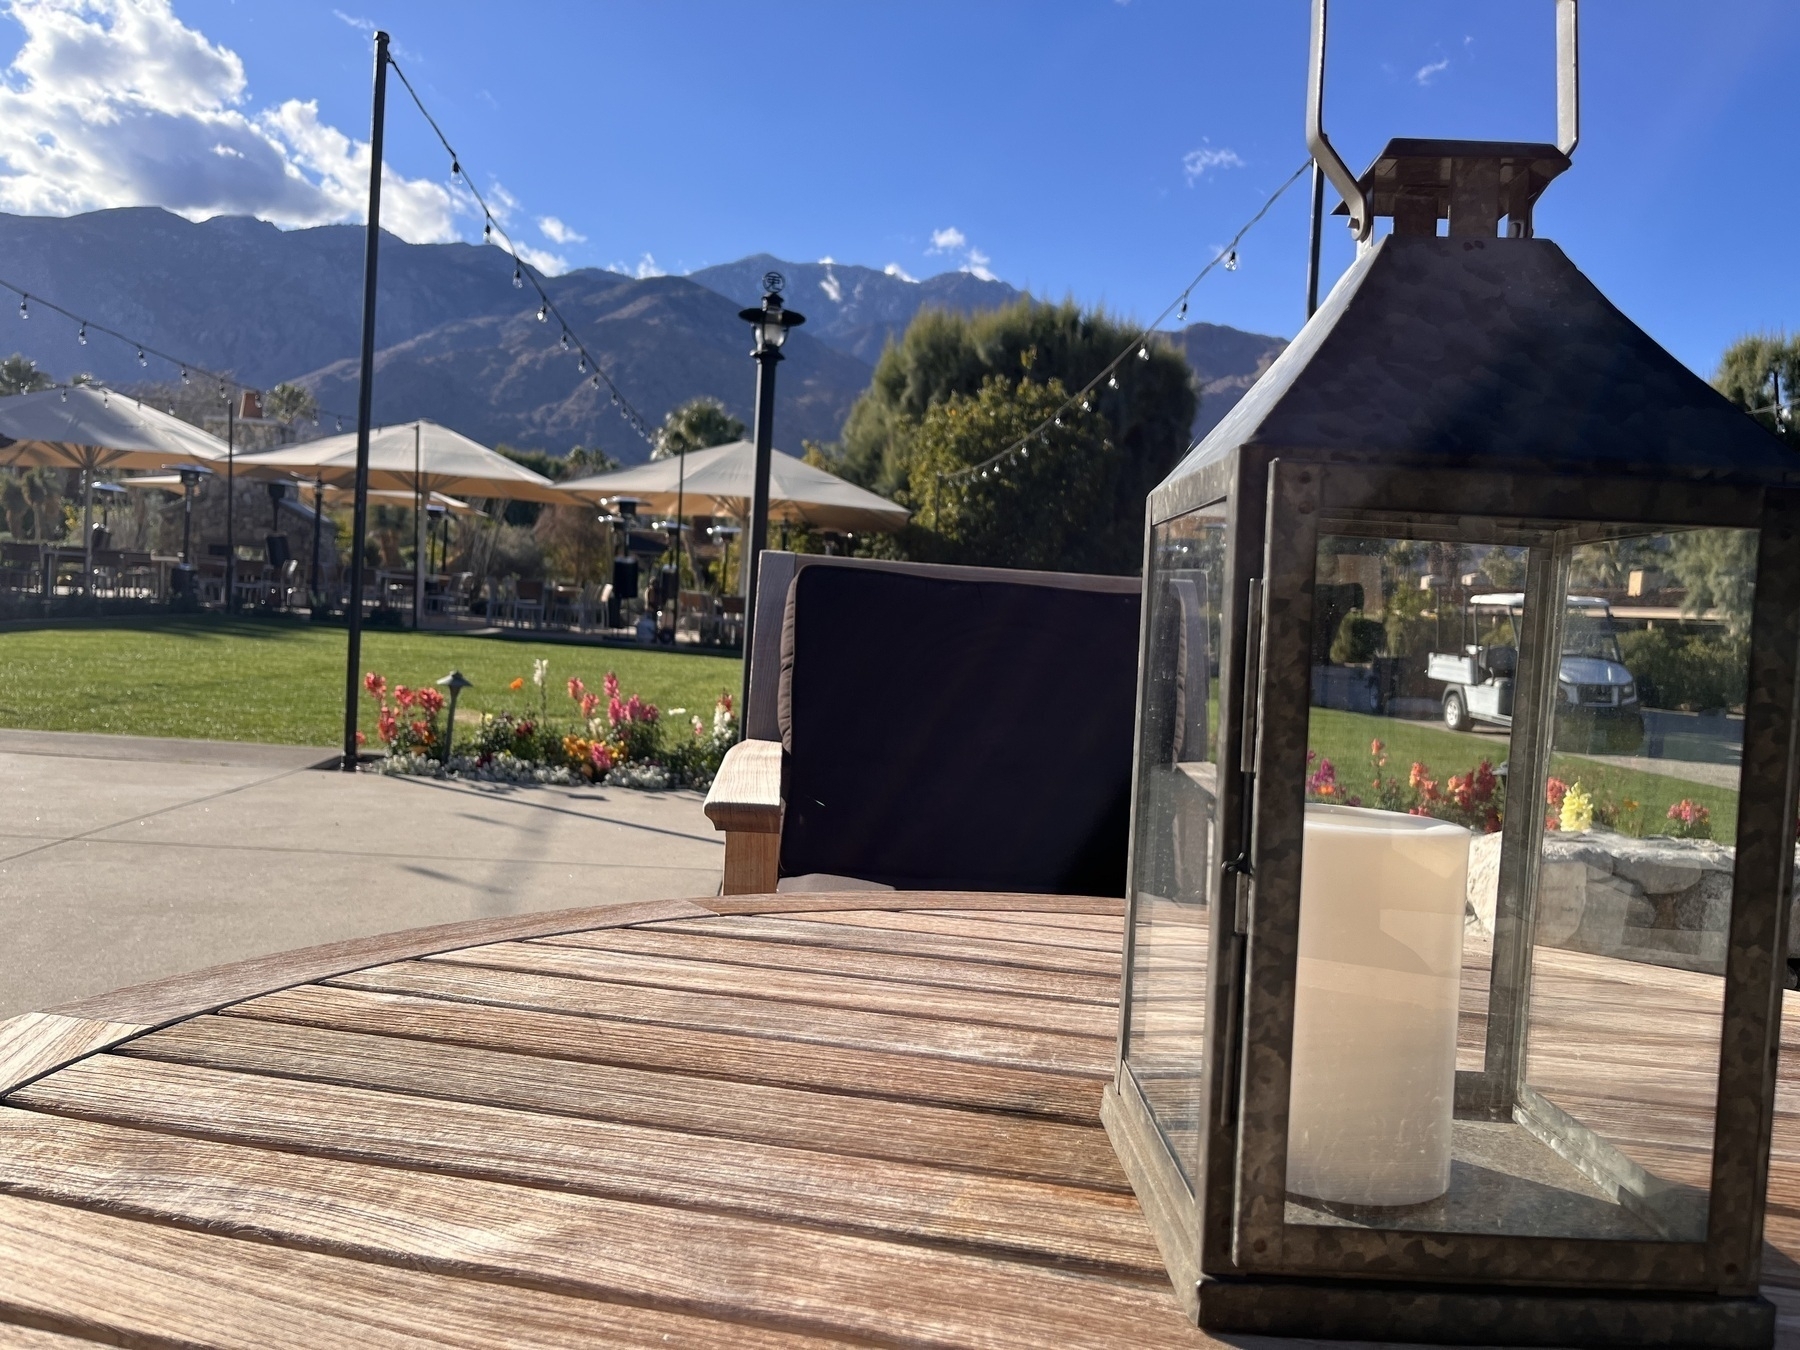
[1305,0,1369,244]
[1309,0,1580,242]
[1556,0,1580,158]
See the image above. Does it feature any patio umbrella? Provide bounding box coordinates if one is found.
[558,440,910,534]
[0,385,229,594]
[233,419,563,625]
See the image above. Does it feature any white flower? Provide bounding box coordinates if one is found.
[532,658,548,688]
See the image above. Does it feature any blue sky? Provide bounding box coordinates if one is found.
[0,1,1792,375]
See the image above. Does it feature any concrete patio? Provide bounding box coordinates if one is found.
[0,729,724,1017]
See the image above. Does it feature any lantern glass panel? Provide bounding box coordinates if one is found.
[1279,525,1753,1245]
[1513,527,1756,1243]
[1124,502,1227,1188]
[1283,531,1519,1224]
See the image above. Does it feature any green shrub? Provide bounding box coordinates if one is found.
[1618,628,1746,711]
[1328,610,1385,665]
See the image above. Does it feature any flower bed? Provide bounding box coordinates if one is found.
[359,659,736,790]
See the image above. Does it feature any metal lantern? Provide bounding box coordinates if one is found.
[1106,4,1800,1344]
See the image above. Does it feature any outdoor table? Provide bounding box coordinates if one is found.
[3,891,1800,1346]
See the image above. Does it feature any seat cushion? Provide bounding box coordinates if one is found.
[777,564,1140,895]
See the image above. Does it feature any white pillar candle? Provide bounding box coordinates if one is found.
[1287,803,1470,1206]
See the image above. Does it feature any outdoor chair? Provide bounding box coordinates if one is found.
[511,578,546,628]
[703,552,1142,896]
[1,541,42,595]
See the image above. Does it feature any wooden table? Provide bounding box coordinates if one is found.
[1,892,1798,1347]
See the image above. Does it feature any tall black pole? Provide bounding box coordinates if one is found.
[739,342,780,718]
[1305,161,1325,320]
[342,29,388,771]
[224,398,236,611]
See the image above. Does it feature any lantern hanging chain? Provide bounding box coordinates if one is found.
[0,274,357,426]
[938,160,1311,487]
[386,56,657,446]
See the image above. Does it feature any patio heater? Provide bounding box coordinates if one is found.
[171,463,212,599]
[1105,2,1800,1344]
[736,274,804,712]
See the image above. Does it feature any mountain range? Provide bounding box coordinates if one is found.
[0,207,1286,464]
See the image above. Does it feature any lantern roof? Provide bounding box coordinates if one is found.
[1167,235,1796,496]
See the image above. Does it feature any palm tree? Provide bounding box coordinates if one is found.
[0,353,53,396]
[651,396,744,460]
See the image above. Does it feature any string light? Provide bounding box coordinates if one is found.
[180,367,189,385]
[76,322,87,345]
[1177,298,1187,322]
[385,54,659,447]
[17,297,25,320]
[136,346,147,367]
[938,160,1308,490]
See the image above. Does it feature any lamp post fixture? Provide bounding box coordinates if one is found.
[170,463,212,603]
[735,272,804,716]
[1107,4,1799,1343]
[436,669,472,764]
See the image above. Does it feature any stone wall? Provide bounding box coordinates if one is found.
[1466,831,1755,977]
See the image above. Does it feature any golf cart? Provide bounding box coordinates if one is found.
[1427,593,1643,751]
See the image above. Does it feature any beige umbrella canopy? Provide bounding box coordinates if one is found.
[558,440,910,533]
[230,419,565,503]
[122,474,478,513]
[0,385,230,587]
[232,419,560,623]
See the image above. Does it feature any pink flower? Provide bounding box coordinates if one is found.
[567,676,586,700]
[415,687,445,714]
[364,672,386,699]
[603,672,620,701]
[589,742,614,770]
[580,692,601,719]
[393,685,414,710]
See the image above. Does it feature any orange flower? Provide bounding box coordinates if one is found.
[509,677,524,690]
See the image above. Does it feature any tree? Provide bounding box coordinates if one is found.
[1668,528,1758,639]
[264,382,318,425]
[0,353,52,396]
[906,374,1122,571]
[837,299,1196,573]
[1714,333,1799,449]
[652,396,744,460]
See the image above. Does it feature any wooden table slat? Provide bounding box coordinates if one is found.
[538,925,1119,1005]
[225,984,1109,1123]
[0,1115,1201,1349]
[121,1015,1133,1191]
[787,908,1128,954]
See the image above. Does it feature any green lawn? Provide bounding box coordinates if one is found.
[1308,707,1738,841]
[0,616,741,747]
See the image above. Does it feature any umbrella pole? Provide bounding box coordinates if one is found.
[310,475,323,601]
[413,423,424,631]
[342,28,389,773]
[81,463,93,602]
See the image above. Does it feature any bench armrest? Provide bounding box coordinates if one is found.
[703,739,783,895]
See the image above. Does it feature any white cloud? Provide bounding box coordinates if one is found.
[961,247,996,283]
[537,214,584,245]
[504,238,566,276]
[1182,144,1245,185]
[1416,56,1450,85]
[924,225,998,281]
[883,262,916,283]
[0,0,458,240]
[817,254,834,264]
[615,252,663,279]
[332,9,374,34]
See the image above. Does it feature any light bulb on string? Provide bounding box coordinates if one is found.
[335,416,343,432]
[559,330,570,352]
[450,158,460,178]
[59,387,66,403]
[512,264,523,289]
[577,354,586,374]
[77,322,87,345]
[610,391,619,406]
[136,347,147,367]
[1178,298,1188,321]
[1080,397,1090,412]
[17,297,26,320]
[483,220,492,241]
[1108,374,1119,390]
[1053,415,1063,427]
[536,302,548,323]
[1137,346,1149,361]
[592,374,601,389]
[1224,250,1238,271]
[180,367,189,386]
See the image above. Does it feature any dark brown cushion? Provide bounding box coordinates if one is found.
[776,564,1140,894]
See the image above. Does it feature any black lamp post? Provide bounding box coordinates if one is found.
[735,272,804,715]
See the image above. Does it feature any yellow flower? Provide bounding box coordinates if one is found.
[1560,782,1594,833]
